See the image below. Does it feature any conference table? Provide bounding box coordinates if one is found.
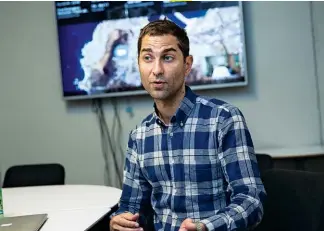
[2,185,122,231]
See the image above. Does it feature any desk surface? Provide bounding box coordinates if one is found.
[3,184,121,214]
[2,185,122,231]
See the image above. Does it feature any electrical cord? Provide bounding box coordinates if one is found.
[111,98,125,164]
[309,1,324,145]
[92,98,122,188]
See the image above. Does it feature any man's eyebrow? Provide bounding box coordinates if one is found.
[141,48,153,53]
[140,47,177,53]
[162,48,177,53]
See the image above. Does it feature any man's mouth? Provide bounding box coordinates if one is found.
[152,81,166,88]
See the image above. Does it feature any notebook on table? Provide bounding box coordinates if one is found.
[0,214,48,231]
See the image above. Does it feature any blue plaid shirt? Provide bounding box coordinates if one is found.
[116,86,266,231]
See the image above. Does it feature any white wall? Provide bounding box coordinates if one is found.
[0,2,323,187]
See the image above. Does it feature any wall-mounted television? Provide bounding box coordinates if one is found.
[55,1,248,100]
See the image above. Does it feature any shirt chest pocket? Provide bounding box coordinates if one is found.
[184,152,223,199]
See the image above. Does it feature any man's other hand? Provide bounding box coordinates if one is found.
[110,212,143,231]
[179,218,206,231]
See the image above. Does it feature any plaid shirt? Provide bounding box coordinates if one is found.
[116,86,266,231]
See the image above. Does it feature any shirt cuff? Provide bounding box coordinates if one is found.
[201,215,228,231]
[110,208,129,219]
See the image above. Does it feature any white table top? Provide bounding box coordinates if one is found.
[2,184,122,231]
[3,184,121,214]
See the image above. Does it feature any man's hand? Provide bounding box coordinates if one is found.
[179,218,206,231]
[110,212,143,231]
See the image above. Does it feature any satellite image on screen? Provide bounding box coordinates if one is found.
[55,1,246,99]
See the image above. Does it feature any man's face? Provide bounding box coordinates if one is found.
[138,34,192,102]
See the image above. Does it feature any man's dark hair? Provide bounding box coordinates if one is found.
[137,19,190,60]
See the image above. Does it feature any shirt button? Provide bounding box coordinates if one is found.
[180,122,184,127]
[170,133,173,137]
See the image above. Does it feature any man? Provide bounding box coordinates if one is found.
[110,19,266,231]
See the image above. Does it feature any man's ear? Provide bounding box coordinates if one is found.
[185,55,193,76]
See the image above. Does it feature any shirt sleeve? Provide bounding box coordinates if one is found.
[201,107,267,231]
[113,131,152,216]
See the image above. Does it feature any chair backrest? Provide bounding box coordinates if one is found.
[254,169,324,231]
[2,163,65,188]
[255,153,274,176]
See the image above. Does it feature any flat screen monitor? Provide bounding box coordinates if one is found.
[55,1,248,100]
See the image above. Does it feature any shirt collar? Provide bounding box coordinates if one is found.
[153,86,197,127]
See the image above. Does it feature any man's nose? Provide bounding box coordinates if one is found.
[152,60,164,77]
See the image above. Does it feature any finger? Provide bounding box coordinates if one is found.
[121,212,140,221]
[183,219,196,231]
[185,218,193,223]
[115,216,140,228]
[112,223,143,231]
[180,219,191,231]
[181,218,192,227]
[132,213,140,221]
[184,222,196,230]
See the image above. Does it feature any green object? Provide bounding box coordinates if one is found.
[0,188,3,217]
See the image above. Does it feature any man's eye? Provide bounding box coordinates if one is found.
[164,55,174,62]
[143,55,152,61]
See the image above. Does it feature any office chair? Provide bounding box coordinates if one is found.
[254,169,324,231]
[255,153,274,176]
[2,163,65,188]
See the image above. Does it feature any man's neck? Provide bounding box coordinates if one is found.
[155,87,186,125]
